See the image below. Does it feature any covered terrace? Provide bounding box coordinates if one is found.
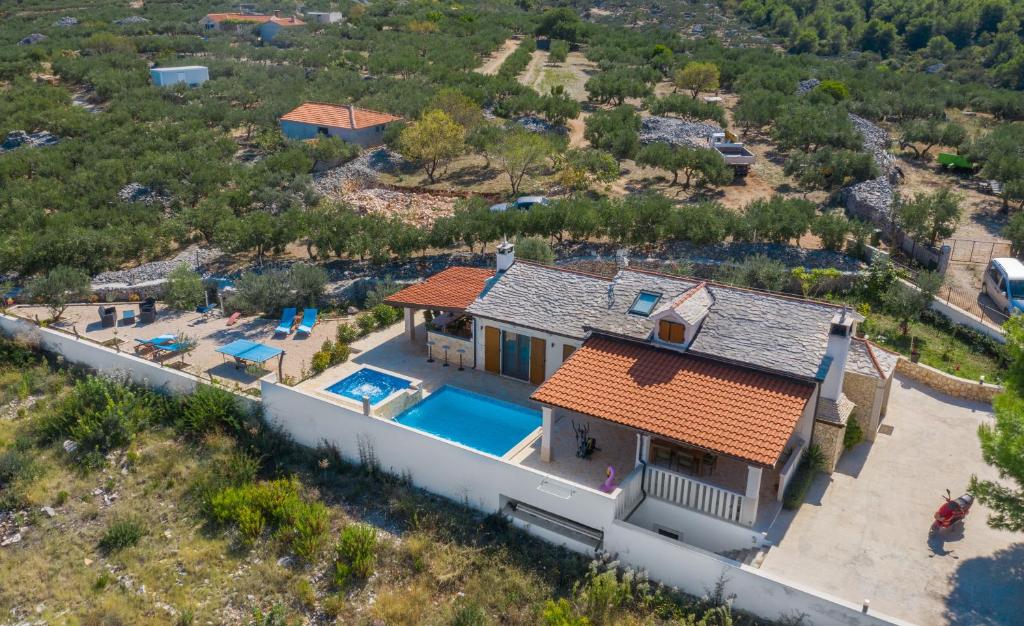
[384,266,494,368]
[530,335,817,529]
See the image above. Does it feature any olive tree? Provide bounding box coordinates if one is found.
[398,110,466,183]
[29,266,92,322]
[493,129,557,195]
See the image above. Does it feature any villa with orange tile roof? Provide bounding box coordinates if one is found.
[382,241,897,535]
[279,102,402,147]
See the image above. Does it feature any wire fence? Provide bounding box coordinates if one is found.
[943,238,1012,266]
[936,284,1010,327]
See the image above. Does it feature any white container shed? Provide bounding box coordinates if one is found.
[150,66,209,87]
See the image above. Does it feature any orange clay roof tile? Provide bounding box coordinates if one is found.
[279,102,402,130]
[384,267,494,311]
[531,335,815,466]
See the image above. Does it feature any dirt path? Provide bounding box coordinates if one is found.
[566,114,588,148]
[518,49,548,88]
[475,38,521,76]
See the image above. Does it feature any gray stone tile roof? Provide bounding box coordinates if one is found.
[467,261,847,380]
[688,285,842,380]
[846,338,899,379]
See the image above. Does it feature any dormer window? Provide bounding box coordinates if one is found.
[658,320,685,343]
[629,291,661,316]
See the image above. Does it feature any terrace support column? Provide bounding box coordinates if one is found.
[541,406,554,462]
[740,465,762,527]
[404,308,415,342]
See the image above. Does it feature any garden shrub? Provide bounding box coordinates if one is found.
[782,445,826,510]
[333,523,378,588]
[178,384,247,436]
[843,417,864,449]
[336,323,360,344]
[37,376,159,468]
[99,516,147,553]
[165,264,205,311]
[311,340,351,375]
[310,351,332,375]
[357,313,378,335]
[370,304,401,327]
[207,477,329,559]
[363,276,401,309]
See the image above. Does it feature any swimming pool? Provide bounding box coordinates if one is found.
[394,386,541,457]
[325,368,412,405]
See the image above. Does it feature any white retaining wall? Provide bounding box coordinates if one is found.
[1,314,197,396]
[604,521,911,626]
[260,379,619,534]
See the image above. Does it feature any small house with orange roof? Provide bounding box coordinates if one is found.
[200,11,305,41]
[278,102,402,147]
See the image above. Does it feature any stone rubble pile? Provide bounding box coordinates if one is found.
[843,177,895,225]
[842,113,897,226]
[795,78,820,95]
[335,183,457,228]
[54,16,79,27]
[639,116,722,148]
[312,147,404,194]
[114,16,149,25]
[514,115,565,135]
[313,148,455,227]
[117,183,171,207]
[848,113,895,174]
[0,130,59,153]
[17,34,47,46]
[91,245,223,288]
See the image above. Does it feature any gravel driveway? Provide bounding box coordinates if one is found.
[760,375,1024,625]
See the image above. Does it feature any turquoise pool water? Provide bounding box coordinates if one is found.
[326,368,411,405]
[395,386,541,456]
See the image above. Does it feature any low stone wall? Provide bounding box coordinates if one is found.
[895,358,1001,404]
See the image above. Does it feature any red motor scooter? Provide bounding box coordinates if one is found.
[930,489,973,534]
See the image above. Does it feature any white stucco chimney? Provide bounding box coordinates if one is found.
[616,248,630,269]
[821,309,854,401]
[496,239,515,272]
[273,9,281,17]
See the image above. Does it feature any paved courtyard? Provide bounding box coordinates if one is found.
[761,375,1024,625]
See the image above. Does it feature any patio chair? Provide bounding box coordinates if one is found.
[226,311,241,326]
[274,307,297,335]
[295,308,318,335]
[98,306,116,329]
[139,298,157,324]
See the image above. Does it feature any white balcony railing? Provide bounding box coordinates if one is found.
[645,465,745,524]
[776,438,806,501]
[613,465,645,520]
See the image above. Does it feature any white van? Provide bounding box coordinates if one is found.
[983,257,1024,315]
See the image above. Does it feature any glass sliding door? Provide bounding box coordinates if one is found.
[500,330,531,381]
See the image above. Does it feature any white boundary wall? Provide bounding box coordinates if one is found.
[0,314,204,396]
[604,520,912,626]
[260,379,619,536]
[0,312,909,625]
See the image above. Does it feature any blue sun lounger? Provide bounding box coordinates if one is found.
[296,308,318,335]
[134,334,175,349]
[274,308,297,335]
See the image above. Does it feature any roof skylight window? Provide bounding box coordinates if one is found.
[629,291,661,316]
